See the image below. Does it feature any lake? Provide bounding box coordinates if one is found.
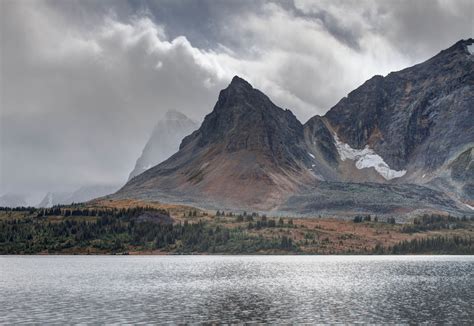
[0,256,473,324]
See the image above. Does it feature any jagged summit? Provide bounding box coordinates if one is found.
[214,76,254,108]
[417,38,474,67]
[459,38,473,44]
[229,75,253,88]
[212,75,270,113]
[180,75,307,168]
[445,38,474,54]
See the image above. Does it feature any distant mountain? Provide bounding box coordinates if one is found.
[37,185,119,207]
[0,193,27,207]
[112,39,474,217]
[37,192,64,208]
[128,110,198,180]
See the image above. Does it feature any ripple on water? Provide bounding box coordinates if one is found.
[0,255,473,324]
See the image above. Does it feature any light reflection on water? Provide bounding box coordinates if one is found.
[0,255,473,324]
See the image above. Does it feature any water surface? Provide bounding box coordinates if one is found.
[1,256,473,324]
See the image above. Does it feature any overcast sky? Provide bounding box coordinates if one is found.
[1,0,473,202]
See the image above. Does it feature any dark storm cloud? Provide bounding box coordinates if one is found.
[1,0,472,203]
[128,0,267,49]
[293,0,473,59]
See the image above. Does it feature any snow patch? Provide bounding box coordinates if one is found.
[334,134,406,180]
[465,203,474,211]
[468,44,474,55]
[308,152,315,159]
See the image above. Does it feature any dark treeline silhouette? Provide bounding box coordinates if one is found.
[34,206,169,218]
[1,207,472,254]
[0,206,37,212]
[247,217,294,229]
[401,214,472,233]
[375,235,473,254]
[352,215,389,223]
[0,207,297,254]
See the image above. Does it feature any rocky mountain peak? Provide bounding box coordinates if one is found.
[229,75,253,89]
[445,38,474,54]
[411,38,474,71]
[214,75,265,112]
[179,76,307,167]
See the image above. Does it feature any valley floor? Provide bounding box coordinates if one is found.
[1,199,473,255]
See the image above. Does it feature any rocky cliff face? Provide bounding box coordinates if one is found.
[113,40,474,217]
[323,38,473,205]
[325,39,473,179]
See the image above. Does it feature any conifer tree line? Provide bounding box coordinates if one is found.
[373,235,473,254]
[0,206,298,254]
[0,206,472,254]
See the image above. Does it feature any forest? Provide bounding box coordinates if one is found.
[0,205,472,254]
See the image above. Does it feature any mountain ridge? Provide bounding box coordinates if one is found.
[112,39,474,217]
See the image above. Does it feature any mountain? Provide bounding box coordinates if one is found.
[128,110,198,180]
[115,76,323,210]
[0,193,27,207]
[37,192,67,208]
[112,39,474,217]
[325,39,473,176]
[288,39,473,215]
[37,185,119,207]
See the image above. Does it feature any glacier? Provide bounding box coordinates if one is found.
[334,134,406,180]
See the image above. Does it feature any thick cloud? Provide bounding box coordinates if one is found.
[1,0,472,202]
[293,0,473,57]
[1,1,230,198]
